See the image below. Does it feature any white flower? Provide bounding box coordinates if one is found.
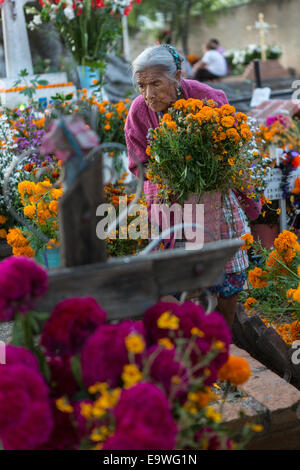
[33,15,42,25]
[64,6,75,20]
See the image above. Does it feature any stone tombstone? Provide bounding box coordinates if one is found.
[0,0,77,108]
[1,0,33,78]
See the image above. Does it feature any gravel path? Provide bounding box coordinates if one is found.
[0,322,13,344]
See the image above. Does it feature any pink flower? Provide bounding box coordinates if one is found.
[0,365,53,449]
[41,297,107,358]
[103,383,177,450]
[41,116,100,162]
[0,256,48,321]
[81,320,145,388]
[5,345,40,372]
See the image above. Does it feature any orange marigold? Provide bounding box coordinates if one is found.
[244,297,258,311]
[248,267,268,289]
[218,355,251,386]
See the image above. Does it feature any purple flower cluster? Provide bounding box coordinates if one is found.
[0,346,53,450]
[0,256,48,321]
[81,320,145,388]
[103,383,177,450]
[41,297,107,358]
[144,301,231,385]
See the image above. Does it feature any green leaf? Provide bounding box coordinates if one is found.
[70,355,84,389]
[37,80,49,86]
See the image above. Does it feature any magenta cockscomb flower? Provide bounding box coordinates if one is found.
[41,297,107,358]
[177,302,231,385]
[5,345,40,372]
[103,383,177,450]
[0,256,48,321]
[143,301,182,345]
[81,320,145,388]
[146,346,189,402]
[0,365,53,450]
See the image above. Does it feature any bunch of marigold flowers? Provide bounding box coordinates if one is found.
[147,99,267,204]
[240,229,300,328]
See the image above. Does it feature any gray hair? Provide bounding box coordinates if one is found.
[132,45,183,82]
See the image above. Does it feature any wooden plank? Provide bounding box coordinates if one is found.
[58,151,107,267]
[35,238,243,321]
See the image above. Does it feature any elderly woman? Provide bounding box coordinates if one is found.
[124,44,254,327]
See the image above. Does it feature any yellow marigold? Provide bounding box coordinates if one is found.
[292,287,300,303]
[18,180,36,198]
[6,228,28,247]
[187,387,213,409]
[23,205,36,219]
[121,364,143,389]
[227,157,235,166]
[12,244,35,257]
[218,355,251,385]
[0,228,7,238]
[197,106,215,121]
[241,233,253,250]
[286,288,296,299]
[162,113,172,122]
[204,406,222,423]
[157,337,174,349]
[0,215,7,224]
[248,267,268,289]
[226,127,240,142]
[125,333,145,354]
[289,321,300,341]
[235,112,248,122]
[165,120,177,131]
[191,327,205,337]
[56,397,74,414]
[240,126,252,140]
[220,104,236,115]
[221,115,235,128]
[274,230,300,254]
[49,200,59,214]
[146,146,152,156]
[157,311,179,330]
[244,297,258,312]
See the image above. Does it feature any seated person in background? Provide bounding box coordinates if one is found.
[192,40,228,81]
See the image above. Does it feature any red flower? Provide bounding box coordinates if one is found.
[0,365,53,449]
[41,297,107,358]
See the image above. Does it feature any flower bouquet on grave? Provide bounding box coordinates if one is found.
[147,99,268,241]
[28,1,142,87]
[240,229,300,342]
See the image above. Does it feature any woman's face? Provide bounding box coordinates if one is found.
[136,67,181,113]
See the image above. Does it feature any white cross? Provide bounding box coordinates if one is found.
[1,0,33,78]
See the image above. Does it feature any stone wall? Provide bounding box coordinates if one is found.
[130,0,300,74]
[189,0,300,74]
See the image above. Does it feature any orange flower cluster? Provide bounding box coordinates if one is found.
[218,355,251,386]
[0,82,74,93]
[248,267,268,289]
[6,227,35,257]
[241,232,253,250]
[256,117,300,153]
[5,178,62,257]
[244,297,258,312]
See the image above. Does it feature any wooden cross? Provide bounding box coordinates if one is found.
[1,0,33,78]
[246,12,277,62]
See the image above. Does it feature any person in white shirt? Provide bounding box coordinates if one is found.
[192,40,228,81]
